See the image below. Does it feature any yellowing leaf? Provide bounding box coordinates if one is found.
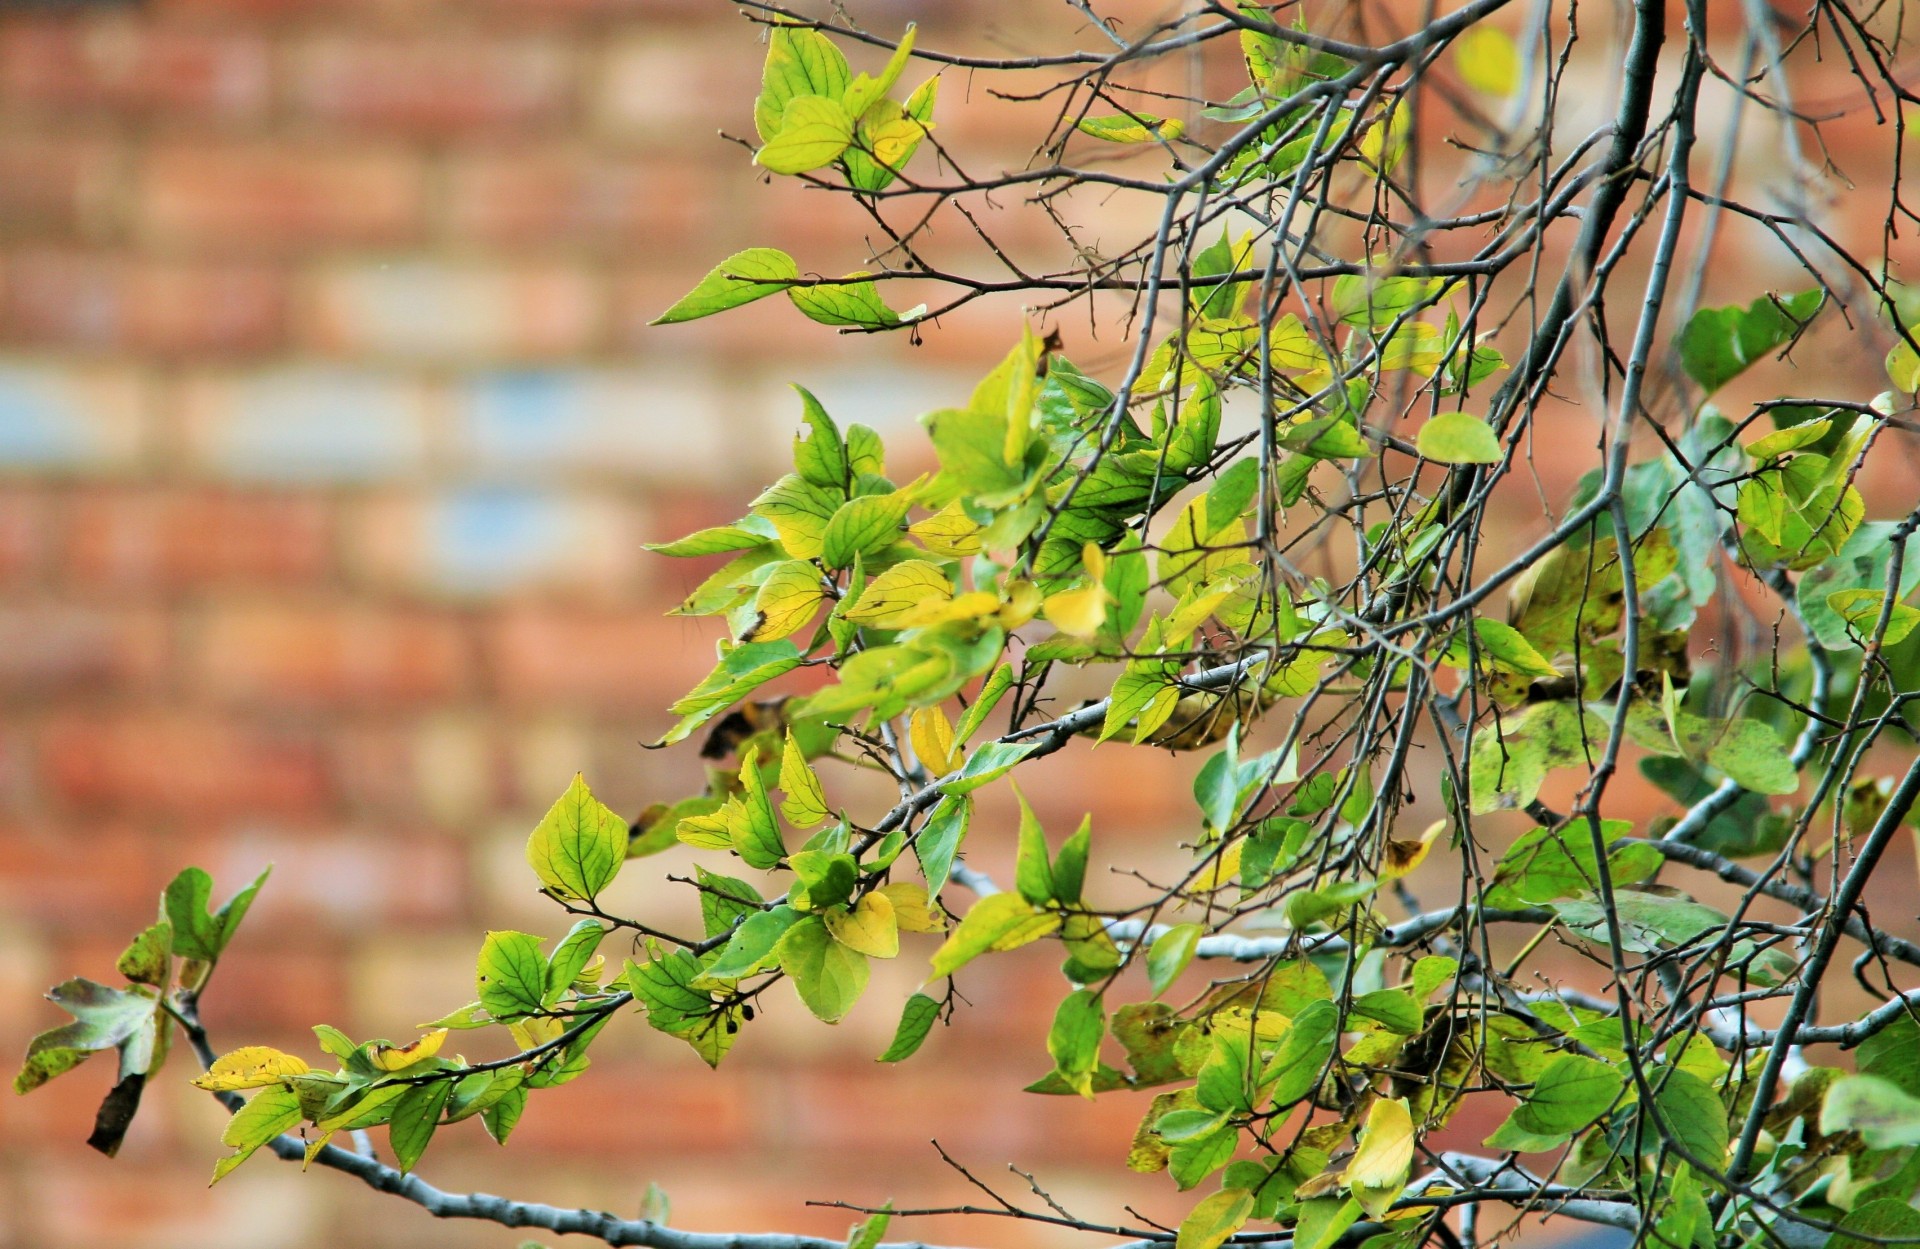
[507,1015,565,1051]
[192,1046,313,1092]
[1454,26,1520,96]
[1044,585,1109,638]
[1889,328,1920,392]
[1417,411,1501,464]
[367,1029,449,1073]
[1382,820,1446,881]
[895,590,1001,629]
[1176,1189,1255,1249]
[1195,840,1244,892]
[1077,113,1186,143]
[842,560,953,627]
[909,706,958,775]
[1359,106,1411,173]
[1347,1097,1415,1216]
[879,882,947,933]
[910,502,984,558]
[930,893,1061,978]
[526,773,627,902]
[825,891,900,958]
[779,730,831,828]
[748,560,827,642]
[756,94,855,175]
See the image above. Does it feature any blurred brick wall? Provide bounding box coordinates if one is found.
[0,2,1226,1247]
[0,2,1914,1248]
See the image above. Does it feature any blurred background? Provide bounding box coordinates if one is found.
[0,0,1911,1247]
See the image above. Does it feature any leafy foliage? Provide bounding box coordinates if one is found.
[17,8,1920,1249]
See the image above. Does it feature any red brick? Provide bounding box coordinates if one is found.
[446,149,718,249]
[290,34,572,133]
[0,133,122,239]
[39,711,332,818]
[139,141,425,251]
[0,17,269,121]
[0,821,172,928]
[0,251,286,355]
[505,1061,754,1155]
[485,604,719,714]
[61,488,333,589]
[0,601,168,698]
[191,601,474,706]
[0,487,50,585]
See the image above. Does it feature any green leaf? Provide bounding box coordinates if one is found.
[791,385,849,489]
[843,23,917,116]
[1417,411,1502,464]
[1822,1075,1920,1148]
[1826,589,1920,647]
[789,273,914,329]
[1468,618,1561,679]
[1553,892,1727,954]
[1798,522,1920,649]
[12,978,160,1095]
[1677,289,1823,393]
[115,921,172,988]
[1468,701,1610,814]
[822,490,915,569]
[757,94,855,174]
[942,740,1037,794]
[1499,1054,1625,1139]
[1048,989,1106,1098]
[707,905,803,981]
[388,1079,452,1173]
[929,893,1061,978]
[1148,924,1203,997]
[777,916,871,1023]
[543,920,606,1003]
[1827,1199,1920,1249]
[209,1085,303,1185]
[1263,998,1337,1108]
[163,865,271,966]
[660,641,803,747]
[1647,1065,1728,1163]
[481,1084,527,1144]
[476,932,548,1021]
[1013,784,1055,906]
[878,992,942,1062]
[915,794,971,897]
[755,24,851,141]
[645,521,775,558]
[1351,989,1423,1035]
[526,773,627,902]
[847,1207,894,1249]
[1176,1188,1254,1249]
[652,248,799,325]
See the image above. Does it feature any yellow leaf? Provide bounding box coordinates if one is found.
[880,881,948,933]
[780,730,831,828]
[910,501,984,558]
[749,559,828,642]
[1347,1097,1415,1217]
[869,117,930,165]
[1044,585,1109,638]
[843,560,954,627]
[367,1028,449,1073]
[1454,26,1520,96]
[997,579,1043,629]
[1382,820,1446,881]
[507,1015,565,1052]
[192,1046,313,1092]
[1359,106,1411,174]
[909,706,958,775]
[1196,841,1244,892]
[1176,1189,1255,1249]
[825,891,900,958]
[302,1130,334,1169]
[895,589,1000,629]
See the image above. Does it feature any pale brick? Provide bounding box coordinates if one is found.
[177,366,433,483]
[448,367,748,485]
[302,261,603,362]
[346,487,645,598]
[445,148,718,248]
[594,33,757,141]
[0,363,152,474]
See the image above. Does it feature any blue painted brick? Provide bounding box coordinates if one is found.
[180,366,433,483]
